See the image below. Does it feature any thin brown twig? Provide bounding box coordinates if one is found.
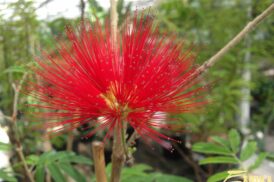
[36,0,53,9]
[8,73,35,182]
[126,131,139,147]
[124,131,139,166]
[173,143,205,182]
[80,0,85,21]
[110,0,118,46]
[195,3,274,75]
[66,132,74,151]
[11,73,28,121]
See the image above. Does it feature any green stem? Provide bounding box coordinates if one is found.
[121,122,129,159]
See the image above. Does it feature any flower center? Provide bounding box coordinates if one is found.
[100,83,130,116]
[100,89,120,111]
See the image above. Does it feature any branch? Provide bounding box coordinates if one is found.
[173,143,206,182]
[126,131,139,147]
[110,0,118,46]
[195,3,274,75]
[12,73,28,121]
[109,1,125,182]
[8,73,35,182]
[80,0,85,21]
[36,0,53,9]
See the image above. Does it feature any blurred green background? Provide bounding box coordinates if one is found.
[0,0,273,181]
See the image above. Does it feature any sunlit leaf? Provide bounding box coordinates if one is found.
[59,163,86,182]
[240,141,257,161]
[0,169,17,182]
[35,164,45,182]
[192,142,232,155]
[229,129,241,153]
[248,152,267,171]
[0,142,11,151]
[207,171,229,182]
[199,156,238,165]
[48,163,66,182]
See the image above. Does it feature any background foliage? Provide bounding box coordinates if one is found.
[0,0,273,181]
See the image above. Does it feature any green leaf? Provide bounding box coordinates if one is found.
[151,173,192,182]
[211,136,230,149]
[207,171,229,182]
[192,142,232,155]
[0,169,17,182]
[64,154,93,165]
[39,151,92,165]
[38,152,53,165]
[3,65,26,74]
[34,151,92,182]
[48,151,72,162]
[267,153,274,160]
[109,163,192,182]
[124,164,152,173]
[229,129,241,153]
[0,142,11,151]
[106,163,112,178]
[248,152,267,171]
[121,164,152,180]
[59,163,86,182]
[35,164,45,182]
[47,163,66,182]
[26,155,39,165]
[199,157,238,165]
[121,176,148,182]
[240,141,257,161]
[118,164,159,182]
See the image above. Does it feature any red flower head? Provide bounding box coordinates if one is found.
[28,14,207,149]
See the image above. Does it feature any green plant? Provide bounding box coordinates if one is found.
[25,151,92,182]
[192,129,268,182]
[104,163,192,182]
[0,168,17,182]
[0,142,17,181]
[0,141,11,151]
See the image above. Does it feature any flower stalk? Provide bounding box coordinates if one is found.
[109,0,126,182]
[110,123,126,182]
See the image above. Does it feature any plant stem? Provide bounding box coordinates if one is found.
[110,0,118,46]
[80,0,85,21]
[110,0,125,181]
[110,123,125,182]
[66,131,74,151]
[121,122,129,158]
[16,145,35,182]
[126,131,139,147]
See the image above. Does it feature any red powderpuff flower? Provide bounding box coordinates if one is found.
[28,15,207,149]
